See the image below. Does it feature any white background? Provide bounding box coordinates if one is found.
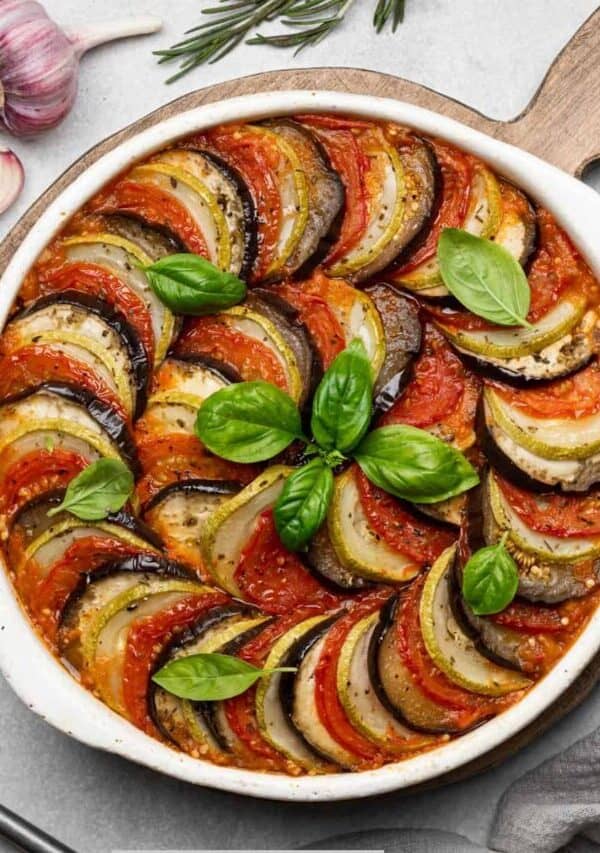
[1,2,600,851]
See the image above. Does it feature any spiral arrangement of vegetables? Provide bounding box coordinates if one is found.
[2,113,600,776]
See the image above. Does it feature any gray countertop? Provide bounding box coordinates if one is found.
[2,2,600,851]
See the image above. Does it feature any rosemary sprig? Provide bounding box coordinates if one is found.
[156,0,407,83]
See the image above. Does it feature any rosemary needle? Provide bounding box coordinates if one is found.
[156,0,407,82]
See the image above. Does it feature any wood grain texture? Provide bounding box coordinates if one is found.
[1,4,600,794]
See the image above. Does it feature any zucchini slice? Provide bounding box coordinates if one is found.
[4,291,149,418]
[262,120,344,277]
[61,233,176,363]
[154,149,250,277]
[278,614,355,768]
[484,403,600,492]
[485,385,600,461]
[482,473,600,602]
[130,162,231,271]
[144,480,242,571]
[255,614,335,771]
[337,610,435,753]
[200,467,291,595]
[328,468,422,584]
[419,546,531,695]
[0,388,132,469]
[363,282,422,407]
[328,134,405,281]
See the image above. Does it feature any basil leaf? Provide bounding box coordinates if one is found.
[462,535,519,615]
[354,425,479,504]
[438,228,532,327]
[195,380,304,463]
[274,458,334,551]
[144,253,246,315]
[311,338,373,453]
[152,653,295,701]
[46,459,133,521]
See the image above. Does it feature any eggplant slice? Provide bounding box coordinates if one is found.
[262,119,344,278]
[306,521,370,591]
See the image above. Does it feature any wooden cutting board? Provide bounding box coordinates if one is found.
[2,7,600,794]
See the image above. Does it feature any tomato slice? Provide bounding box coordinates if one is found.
[489,362,600,421]
[297,114,369,265]
[0,344,127,420]
[174,317,287,391]
[37,261,155,362]
[122,590,229,735]
[234,510,340,615]
[30,537,155,644]
[391,138,473,277]
[89,179,209,257]
[276,283,345,368]
[497,475,600,538]
[398,576,504,719]
[491,601,564,634]
[314,589,393,766]
[430,210,589,332]
[356,467,456,564]
[0,449,88,532]
[192,125,283,280]
[222,609,320,773]
[381,324,480,448]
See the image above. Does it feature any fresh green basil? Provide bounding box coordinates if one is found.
[152,652,296,701]
[274,458,334,551]
[195,380,304,463]
[311,338,373,453]
[143,253,246,315]
[46,458,133,521]
[438,228,532,327]
[354,425,479,504]
[462,534,519,615]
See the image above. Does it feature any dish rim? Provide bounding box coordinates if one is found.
[1,88,600,802]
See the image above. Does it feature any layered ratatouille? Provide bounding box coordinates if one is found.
[3,114,600,775]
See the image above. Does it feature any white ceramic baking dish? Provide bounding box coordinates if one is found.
[1,90,600,802]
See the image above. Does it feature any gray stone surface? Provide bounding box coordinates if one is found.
[1,2,600,851]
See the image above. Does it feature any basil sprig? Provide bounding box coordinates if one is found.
[152,652,296,701]
[438,228,532,328]
[462,533,519,615]
[196,381,305,463]
[196,338,479,551]
[354,425,480,504]
[143,253,246,315]
[311,338,373,453]
[46,459,133,521]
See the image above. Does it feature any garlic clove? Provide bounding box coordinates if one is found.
[0,147,24,214]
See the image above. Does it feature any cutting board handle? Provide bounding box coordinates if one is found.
[498,8,600,176]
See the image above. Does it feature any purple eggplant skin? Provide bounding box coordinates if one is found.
[305,522,371,592]
[277,614,340,762]
[170,352,243,385]
[1,381,140,476]
[363,283,422,412]
[148,603,258,744]
[15,290,150,419]
[458,347,594,388]
[261,119,345,279]
[183,148,259,281]
[246,288,322,408]
[143,478,243,514]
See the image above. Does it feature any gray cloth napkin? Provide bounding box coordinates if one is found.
[305,728,600,853]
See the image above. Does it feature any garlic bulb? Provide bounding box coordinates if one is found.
[0,147,24,213]
[0,1,162,136]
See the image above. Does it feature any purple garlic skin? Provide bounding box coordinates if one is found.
[0,1,161,137]
[0,146,24,213]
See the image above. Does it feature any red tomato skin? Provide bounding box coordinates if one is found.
[489,362,600,421]
[234,510,340,615]
[356,466,456,566]
[122,591,228,735]
[497,475,600,539]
